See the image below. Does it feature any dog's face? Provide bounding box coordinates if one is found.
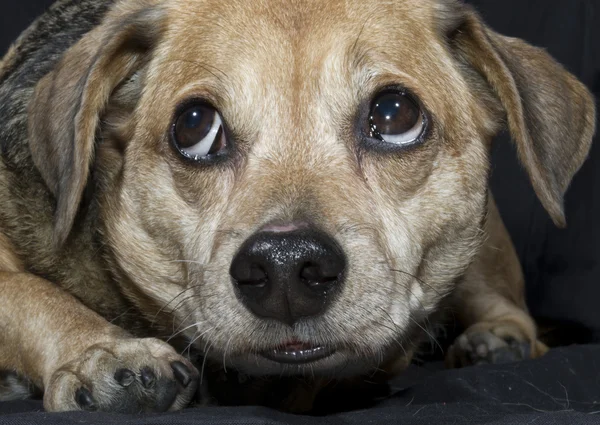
[29,0,594,377]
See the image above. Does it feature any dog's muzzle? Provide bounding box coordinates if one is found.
[229,225,345,364]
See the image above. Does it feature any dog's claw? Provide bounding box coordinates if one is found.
[171,361,192,388]
[75,388,96,411]
[140,367,156,388]
[447,329,533,368]
[114,368,136,387]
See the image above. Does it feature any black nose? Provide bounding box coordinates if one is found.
[230,227,346,326]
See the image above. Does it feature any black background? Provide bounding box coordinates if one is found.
[1,1,600,423]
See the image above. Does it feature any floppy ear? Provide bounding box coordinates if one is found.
[28,3,165,247]
[445,6,596,227]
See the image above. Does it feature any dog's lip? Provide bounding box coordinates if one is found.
[261,340,336,364]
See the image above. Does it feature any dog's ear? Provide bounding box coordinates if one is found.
[443,5,596,227]
[28,4,165,247]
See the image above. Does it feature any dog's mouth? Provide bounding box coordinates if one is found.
[261,340,336,364]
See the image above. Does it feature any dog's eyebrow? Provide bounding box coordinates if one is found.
[160,58,230,85]
[349,43,378,73]
[350,14,375,56]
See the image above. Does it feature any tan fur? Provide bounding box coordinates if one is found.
[0,234,22,273]
[0,0,595,413]
[446,194,549,367]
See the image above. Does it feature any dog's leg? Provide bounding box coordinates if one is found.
[0,235,35,401]
[446,194,548,367]
[0,234,199,412]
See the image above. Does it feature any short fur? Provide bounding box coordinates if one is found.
[0,0,595,413]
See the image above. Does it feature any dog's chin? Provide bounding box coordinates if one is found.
[208,340,389,378]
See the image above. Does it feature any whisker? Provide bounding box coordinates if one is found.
[335,222,380,237]
[391,269,457,336]
[390,268,443,298]
[393,279,437,332]
[356,305,408,359]
[200,347,212,384]
[167,260,206,266]
[214,229,244,238]
[170,291,223,334]
[164,58,229,84]
[172,308,196,334]
[200,334,216,385]
[351,13,373,55]
[409,316,444,354]
[151,285,202,326]
[223,336,234,373]
[169,294,201,318]
[185,326,216,355]
[373,306,409,359]
[109,307,136,324]
[167,321,202,343]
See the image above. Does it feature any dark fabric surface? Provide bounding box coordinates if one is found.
[1,345,600,424]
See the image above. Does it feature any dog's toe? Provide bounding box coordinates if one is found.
[445,319,547,369]
[449,330,530,367]
[44,338,199,413]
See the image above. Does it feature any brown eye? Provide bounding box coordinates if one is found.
[172,104,226,160]
[369,91,424,145]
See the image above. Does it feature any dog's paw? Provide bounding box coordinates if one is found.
[0,371,36,402]
[446,322,548,368]
[44,338,199,413]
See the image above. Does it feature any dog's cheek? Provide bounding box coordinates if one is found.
[413,147,489,301]
[100,156,229,321]
[333,234,413,350]
[359,135,489,314]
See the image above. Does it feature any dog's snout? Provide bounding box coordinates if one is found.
[230,227,346,326]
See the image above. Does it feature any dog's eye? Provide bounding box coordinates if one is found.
[368,91,424,146]
[172,104,226,160]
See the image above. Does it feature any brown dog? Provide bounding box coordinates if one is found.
[0,0,596,414]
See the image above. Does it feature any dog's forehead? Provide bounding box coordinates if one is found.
[147,0,464,142]
[163,0,447,64]
[160,0,451,78]
[165,0,443,32]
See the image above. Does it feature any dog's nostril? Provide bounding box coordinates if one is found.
[300,263,319,281]
[300,263,340,289]
[236,278,268,288]
[248,265,267,282]
[232,265,268,288]
[230,226,346,325]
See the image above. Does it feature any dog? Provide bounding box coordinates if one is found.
[0,0,595,414]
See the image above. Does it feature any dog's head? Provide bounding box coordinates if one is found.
[28,0,595,377]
